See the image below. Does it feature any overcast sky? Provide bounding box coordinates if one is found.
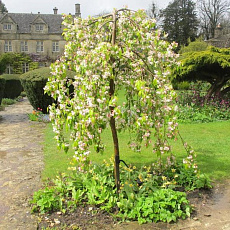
[5,0,171,18]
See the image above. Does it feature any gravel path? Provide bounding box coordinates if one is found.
[0,98,46,230]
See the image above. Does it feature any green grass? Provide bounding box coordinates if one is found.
[41,123,74,179]
[175,121,230,181]
[42,121,230,181]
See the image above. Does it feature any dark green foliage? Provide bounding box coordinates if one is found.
[1,74,23,99]
[20,68,54,114]
[161,0,198,49]
[0,76,6,104]
[0,1,7,13]
[20,67,75,114]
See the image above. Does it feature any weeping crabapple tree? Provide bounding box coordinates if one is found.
[45,9,194,193]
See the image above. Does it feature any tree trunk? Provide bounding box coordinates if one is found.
[109,10,120,194]
[220,86,230,97]
[205,83,216,100]
[109,106,120,193]
[205,80,227,100]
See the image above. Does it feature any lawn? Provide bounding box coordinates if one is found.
[42,120,230,181]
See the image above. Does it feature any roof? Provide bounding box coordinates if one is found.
[0,13,63,34]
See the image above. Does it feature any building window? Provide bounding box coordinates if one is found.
[4,41,12,52]
[52,41,59,52]
[36,41,44,52]
[22,63,29,73]
[6,64,13,74]
[21,41,28,52]
[35,24,44,31]
[3,23,12,30]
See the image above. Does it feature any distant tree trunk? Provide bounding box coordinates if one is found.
[206,79,228,99]
[220,85,230,97]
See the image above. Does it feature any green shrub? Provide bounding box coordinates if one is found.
[20,67,75,114]
[0,76,6,104]
[1,74,23,99]
[172,81,190,90]
[31,160,211,224]
[1,98,16,105]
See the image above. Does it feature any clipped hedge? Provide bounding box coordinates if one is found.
[20,67,75,114]
[0,76,6,104]
[2,74,23,99]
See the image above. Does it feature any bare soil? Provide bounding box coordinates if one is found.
[0,99,230,230]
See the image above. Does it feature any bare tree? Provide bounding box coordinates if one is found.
[197,0,230,39]
[147,2,162,27]
[148,2,160,18]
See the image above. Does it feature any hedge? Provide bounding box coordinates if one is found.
[0,76,6,104]
[20,67,75,114]
[1,74,23,99]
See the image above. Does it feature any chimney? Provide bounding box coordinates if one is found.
[75,3,81,17]
[53,7,58,14]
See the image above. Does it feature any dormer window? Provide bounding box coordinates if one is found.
[35,24,44,31]
[3,23,12,30]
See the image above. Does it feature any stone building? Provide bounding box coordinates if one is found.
[206,24,230,48]
[0,4,81,73]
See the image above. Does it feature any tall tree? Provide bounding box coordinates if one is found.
[197,0,230,39]
[161,0,198,49]
[0,0,7,13]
